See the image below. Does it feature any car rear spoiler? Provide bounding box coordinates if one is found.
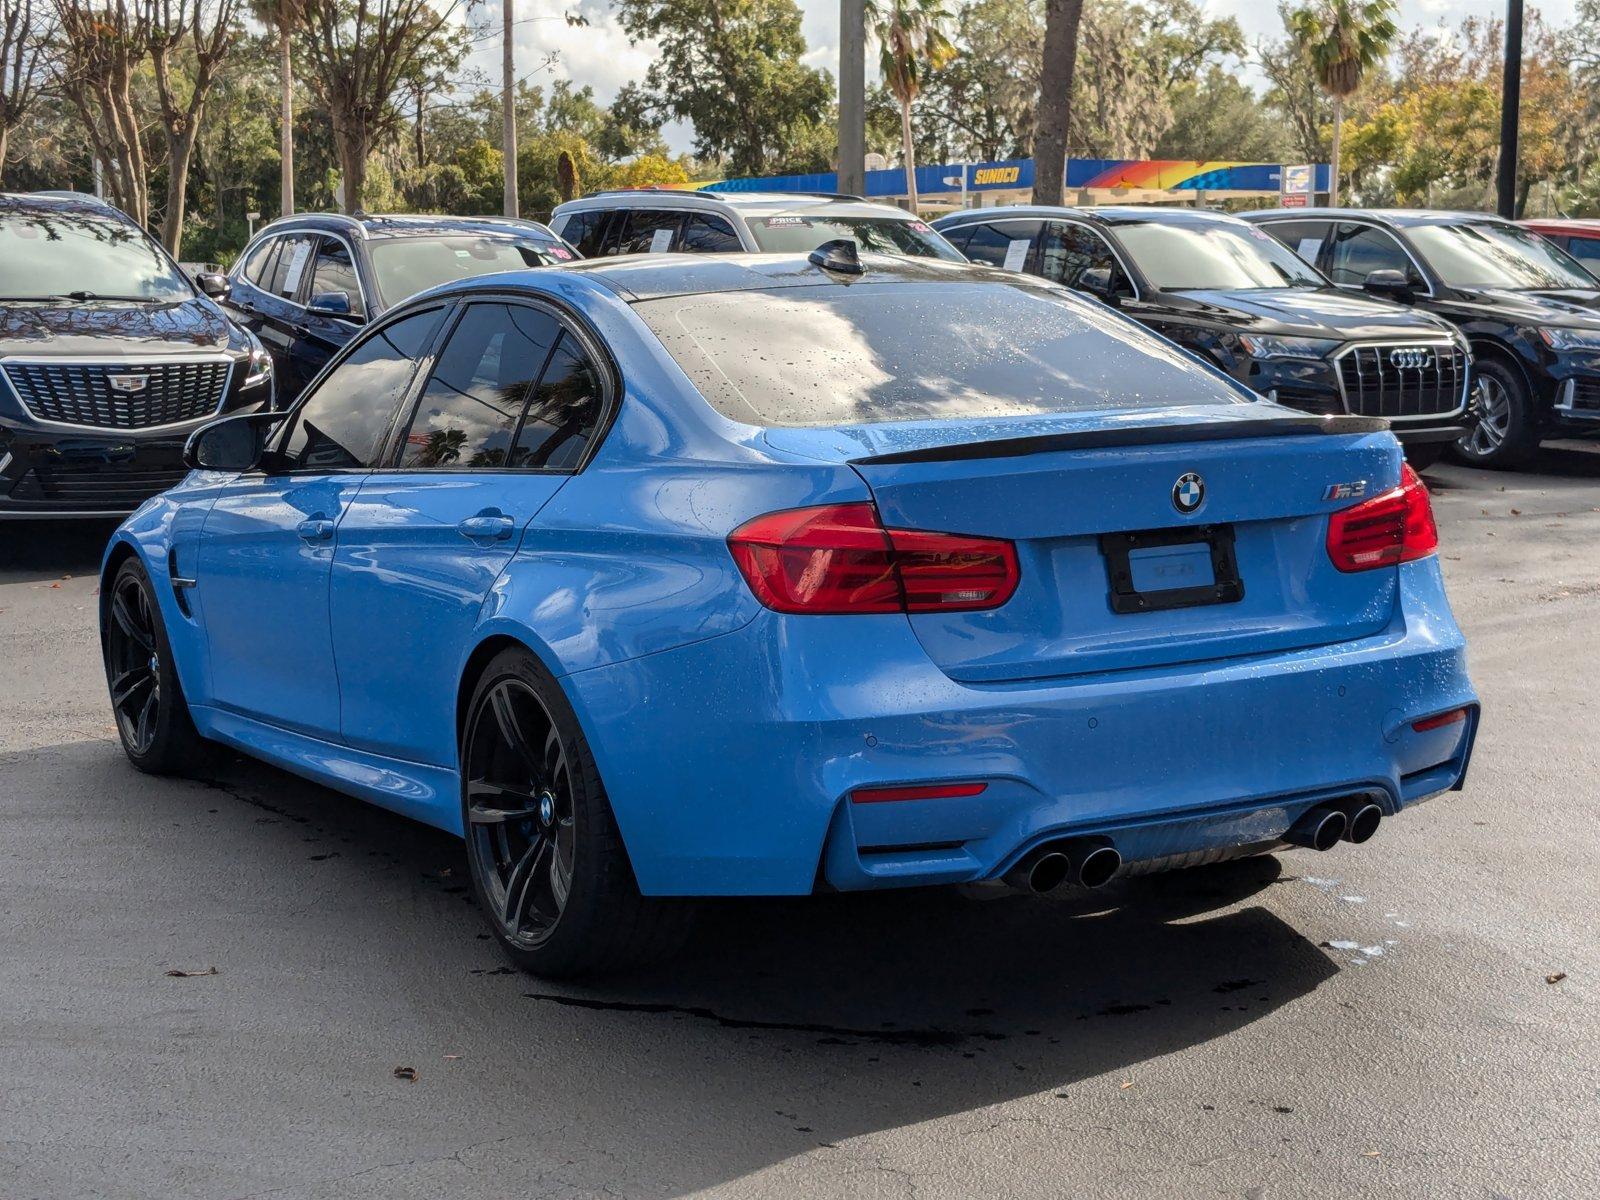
[848,414,1391,466]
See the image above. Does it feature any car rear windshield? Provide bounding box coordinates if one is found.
[0,208,193,302]
[745,214,965,260]
[1113,220,1327,290]
[368,235,577,306]
[1407,222,1598,291]
[635,280,1235,427]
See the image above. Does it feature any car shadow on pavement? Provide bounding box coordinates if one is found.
[0,519,118,583]
[6,738,1342,1198]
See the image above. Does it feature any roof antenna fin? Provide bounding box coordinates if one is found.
[808,239,865,276]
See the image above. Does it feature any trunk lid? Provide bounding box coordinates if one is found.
[840,419,1402,683]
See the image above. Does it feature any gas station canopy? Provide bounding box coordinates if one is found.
[702,158,1333,208]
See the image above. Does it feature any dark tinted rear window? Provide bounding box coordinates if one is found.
[635,280,1239,427]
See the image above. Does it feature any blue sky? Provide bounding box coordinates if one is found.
[482,0,1575,158]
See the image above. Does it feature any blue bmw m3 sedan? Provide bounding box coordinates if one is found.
[99,245,1480,977]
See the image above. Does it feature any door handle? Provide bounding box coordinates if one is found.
[296,517,335,542]
[457,512,515,542]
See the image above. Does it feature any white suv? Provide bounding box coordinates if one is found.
[549,190,966,261]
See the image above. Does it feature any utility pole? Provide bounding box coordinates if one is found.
[838,0,866,197]
[502,0,518,218]
[1495,0,1524,219]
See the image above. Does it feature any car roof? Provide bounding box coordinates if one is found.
[254,212,563,241]
[933,204,1254,229]
[414,251,1048,305]
[553,190,916,222]
[1239,207,1515,229]
[0,191,134,220]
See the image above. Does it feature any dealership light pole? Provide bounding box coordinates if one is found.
[1495,0,1524,219]
[839,0,866,197]
[503,0,519,218]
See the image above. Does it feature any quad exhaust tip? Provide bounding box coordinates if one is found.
[1007,838,1122,894]
[1286,806,1348,852]
[1342,801,1383,844]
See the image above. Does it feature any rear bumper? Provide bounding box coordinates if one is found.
[563,557,1477,897]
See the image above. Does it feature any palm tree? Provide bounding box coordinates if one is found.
[1032,0,1084,208]
[865,0,956,214]
[1287,0,1397,207]
[251,0,306,216]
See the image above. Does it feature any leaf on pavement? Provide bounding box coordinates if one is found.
[393,1066,419,1082]
[164,966,218,978]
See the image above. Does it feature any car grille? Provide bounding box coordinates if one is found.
[1336,344,1468,419]
[6,462,189,510]
[1,359,232,429]
[1565,376,1600,414]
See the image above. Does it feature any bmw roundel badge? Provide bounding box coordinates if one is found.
[1172,472,1205,513]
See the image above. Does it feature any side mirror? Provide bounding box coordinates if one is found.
[195,271,231,299]
[308,290,359,320]
[1363,269,1414,302]
[1078,266,1120,305]
[183,411,282,472]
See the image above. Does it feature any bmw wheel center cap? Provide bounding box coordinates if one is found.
[1172,472,1205,514]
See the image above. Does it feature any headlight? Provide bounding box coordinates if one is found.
[1237,334,1341,361]
[242,340,273,389]
[1537,325,1600,352]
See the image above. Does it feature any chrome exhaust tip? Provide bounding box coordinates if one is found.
[1075,844,1122,889]
[1286,806,1348,852]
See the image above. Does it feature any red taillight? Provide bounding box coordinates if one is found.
[727,502,1020,615]
[1326,463,1439,572]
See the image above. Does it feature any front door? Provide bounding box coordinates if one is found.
[331,299,610,768]
[197,304,447,737]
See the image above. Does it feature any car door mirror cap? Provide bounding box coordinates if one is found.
[1363,269,1415,302]
[195,271,232,299]
[309,290,361,320]
[183,411,282,473]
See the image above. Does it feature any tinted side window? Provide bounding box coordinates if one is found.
[278,308,442,470]
[511,333,604,469]
[615,210,683,255]
[1257,220,1331,268]
[679,213,742,252]
[241,237,279,286]
[1329,224,1423,287]
[265,234,315,301]
[309,237,362,313]
[1039,222,1124,291]
[1567,236,1600,270]
[939,224,977,253]
[557,211,603,256]
[961,221,1042,271]
[397,303,561,469]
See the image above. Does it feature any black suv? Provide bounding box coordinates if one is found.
[0,193,274,519]
[932,206,1472,465]
[1243,208,1600,468]
[226,213,577,403]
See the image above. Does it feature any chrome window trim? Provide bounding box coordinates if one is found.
[1330,338,1468,421]
[231,227,371,316]
[0,353,237,433]
[935,215,1145,300]
[1255,216,1438,299]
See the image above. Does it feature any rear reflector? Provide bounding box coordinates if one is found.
[1326,463,1439,572]
[1412,707,1468,732]
[728,502,1019,615]
[851,782,989,804]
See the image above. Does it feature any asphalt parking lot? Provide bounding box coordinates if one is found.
[2,449,1598,1200]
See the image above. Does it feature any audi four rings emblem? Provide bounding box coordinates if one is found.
[1388,347,1434,370]
[1172,472,1205,513]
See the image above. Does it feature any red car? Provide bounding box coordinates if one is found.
[1521,218,1600,275]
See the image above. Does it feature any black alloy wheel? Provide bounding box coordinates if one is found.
[459,647,695,977]
[102,557,209,774]
[463,678,577,949]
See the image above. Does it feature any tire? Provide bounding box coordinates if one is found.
[1450,358,1540,469]
[1401,442,1446,472]
[102,556,211,775]
[460,646,695,978]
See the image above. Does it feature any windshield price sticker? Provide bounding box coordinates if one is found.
[763,216,806,226]
[649,228,674,253]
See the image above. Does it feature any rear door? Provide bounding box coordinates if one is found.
[291,235,367,390]
[956,220,1043,273]
[330,299,610,766]
[198,305,445,736]
[613,209,685,256]
[253,232,319,398]
[852,431,1402,683]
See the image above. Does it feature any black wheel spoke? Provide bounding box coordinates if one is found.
[110,666,153,712]
[135,689,158,747]
[502,836,552,931]
[112,591,153,652]
[490,685,544,778]
[466,780,539,824]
